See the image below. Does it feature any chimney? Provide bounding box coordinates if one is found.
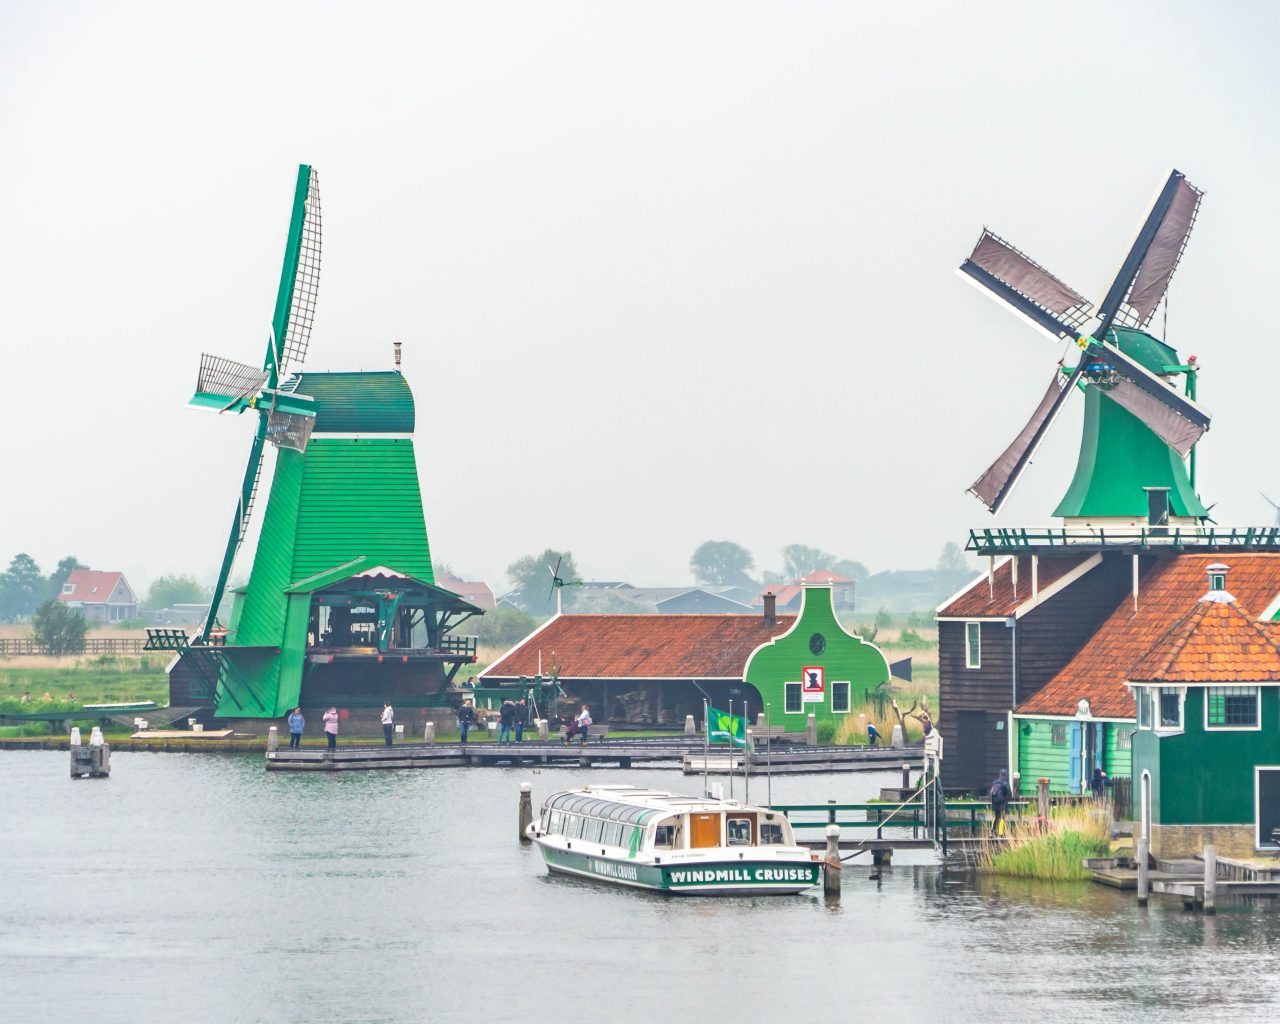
[763,592,777,626]
[393,340,402,369]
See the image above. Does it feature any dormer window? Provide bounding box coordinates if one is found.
[1210,572,1226,591]
[61,584,73,594]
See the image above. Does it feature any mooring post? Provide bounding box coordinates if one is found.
[806,713,817,746]
[519,782,533,843]
[1137,837,1150,907]
[424,721,435,744]
[69,727,83,779]
[267,726,279,753]
[890,724,904,749]
[1203,844,1216,915]
[901,762,911,791]
[537,719,549,741]
[684,714,696,736]
[823,824,841,897]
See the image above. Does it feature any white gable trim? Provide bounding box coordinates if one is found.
[1013,553,1103,620]
[477,613,565,680]
[935,561,1007,617]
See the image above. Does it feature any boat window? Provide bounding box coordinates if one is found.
[654,825,675,848]
[727,817,753,846]
[603,821,623,846]
[585,817,604,842]
[548,810,562,834]
[760,823,785,845]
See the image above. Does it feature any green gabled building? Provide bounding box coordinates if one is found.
[160,165,480,726]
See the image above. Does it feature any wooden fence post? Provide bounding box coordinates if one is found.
[1037,778,1050,822]
[823,824,841,897]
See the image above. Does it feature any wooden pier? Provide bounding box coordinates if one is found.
[264,738,924,773]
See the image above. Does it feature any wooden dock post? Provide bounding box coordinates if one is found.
[806,714,817,746]
[519,783,533,843]
[267,727,279,753]
[1037,778,1050,822]
[1203,844,1216,915]
[424,721,436,744]
[684,714,696,736]
[823,824,841,897]
[1137,837,1150,906]
[537,719,549,741]
[901,763,912,790]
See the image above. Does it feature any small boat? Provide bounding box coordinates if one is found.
[525,784,821,895]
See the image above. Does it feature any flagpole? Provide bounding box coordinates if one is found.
[703,698,709,798]
[728,698,734,802]
[766,701,773,808]
[744,697,750,807]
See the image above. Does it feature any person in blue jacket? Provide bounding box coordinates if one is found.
[287,707,305,749]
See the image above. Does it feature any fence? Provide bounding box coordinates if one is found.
[0,638,150,657]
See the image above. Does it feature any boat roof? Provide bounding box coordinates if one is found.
[542,785,763,824]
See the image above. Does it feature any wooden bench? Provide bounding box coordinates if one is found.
[557,724,611,741]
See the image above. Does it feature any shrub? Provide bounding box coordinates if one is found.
[816,721,836,744]
[892,628,932,650]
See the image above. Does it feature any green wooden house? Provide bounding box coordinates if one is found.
[1129,564,1280,859]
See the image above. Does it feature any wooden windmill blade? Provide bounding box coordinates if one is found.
[271,165,322,378]
[1082,339,1211,456]
[1094,169,1203,335]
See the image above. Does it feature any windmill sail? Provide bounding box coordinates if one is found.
[969,368,1078,513]
[1087,340,1211,456]
[1097,171,1202,333]
[275,167,322,375]
[959,230,1093,340]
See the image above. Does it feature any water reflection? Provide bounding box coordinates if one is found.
[1,752,1278,1023]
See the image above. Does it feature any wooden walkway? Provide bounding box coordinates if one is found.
[264,739,924,772]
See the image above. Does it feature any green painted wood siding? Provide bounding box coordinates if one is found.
[744,587,889,727]
[1134,688,1280,826]
[1017,718,1075,794]
[291,438,433,582]
[1105,723,1132,781]
[294,372,415,433]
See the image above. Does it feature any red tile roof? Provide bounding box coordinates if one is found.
[56,570,128,605]
[939,554,1092,618]
[1019,554,1280,718]
[753,584,803,608]
[480,613,795,680]
[437,574,496,612]
[1129,598,1280,683]
[801,570,854,585]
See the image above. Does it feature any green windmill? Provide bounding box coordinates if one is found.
[155,166,480,720]
[958,169,1211,525]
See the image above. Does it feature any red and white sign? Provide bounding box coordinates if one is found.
[801,666,824,703]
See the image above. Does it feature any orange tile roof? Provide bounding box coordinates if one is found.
[939,554,1092,618]
[1018,554,1280,718]
[480,613,795,680]
[56,570,128,605]
[1129,598,1280,683]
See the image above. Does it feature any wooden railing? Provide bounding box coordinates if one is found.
[0,637,151,656]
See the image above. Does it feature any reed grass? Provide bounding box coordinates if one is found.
[977,803,1112,881]
[833,701,927,745]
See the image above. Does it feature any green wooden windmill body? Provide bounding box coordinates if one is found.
[217,372,436,717]
[1054,328,1208,520]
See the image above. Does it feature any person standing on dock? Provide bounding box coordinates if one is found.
[323,707,339,751]
[381,703,395,746]
[515,700,527,743]
[576,705,592,746]
[287,707,305,749]
[499,698,516,744]
[866,723,881,747]
[989,768,1013,836]
[458,699,475,744]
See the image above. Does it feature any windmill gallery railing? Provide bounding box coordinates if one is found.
[968,525,1280,556]
[0,638,151,657]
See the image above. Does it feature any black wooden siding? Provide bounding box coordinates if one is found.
[938,553,1139,792]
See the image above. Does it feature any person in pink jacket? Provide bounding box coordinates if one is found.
[323,707,339,751]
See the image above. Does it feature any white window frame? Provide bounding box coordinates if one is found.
[1204,685,1262,732]
[1155,686,1185,733]
[1255,766,1280,850]
[61,583,74,594]
[965,622,981,669]
[831,681,851,714]
[1136,687,1153,730]
[783,681,803,715]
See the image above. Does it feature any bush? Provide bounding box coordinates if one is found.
[31,601,87,656]
[471,606,537,647]
[816,721,836,744]
[892,628,932,650]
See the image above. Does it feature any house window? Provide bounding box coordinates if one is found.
[61,584,73,594]
[965,622,981,669]
[1157,688,1183,730]
[784,682,803,714]
[1115,729,1133,751]
[1137,688,1153,730]
[1051,723,1067,746]
[831,681,851,714]
[1206,686,1260,729]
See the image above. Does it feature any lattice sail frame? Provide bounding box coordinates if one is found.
[197,353,269,407]
[1111,178,1204,331]
[266,409,316,453]
[279,168,322,374]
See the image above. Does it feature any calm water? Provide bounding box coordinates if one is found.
[3,751,1280,1023]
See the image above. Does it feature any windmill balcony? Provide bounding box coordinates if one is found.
[968,524,1280,557]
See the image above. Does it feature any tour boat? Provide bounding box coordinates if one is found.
[525,784,821,895]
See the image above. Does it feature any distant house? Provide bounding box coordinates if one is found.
[754,571,856,613]
[56,570,139,623]
[437,573,497,612]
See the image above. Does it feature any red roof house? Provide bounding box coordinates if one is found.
[56,570,140,623]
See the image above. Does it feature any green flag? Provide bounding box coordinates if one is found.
[707,706,746,748]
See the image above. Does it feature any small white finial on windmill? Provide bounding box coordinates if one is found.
[393,341,402,370]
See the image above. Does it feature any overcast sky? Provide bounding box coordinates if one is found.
[3,0,1279,594]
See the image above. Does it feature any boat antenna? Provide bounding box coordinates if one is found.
[703,697,710,798]
[743,696,750,806]
[728,698,734,802]
[766,701,773,807]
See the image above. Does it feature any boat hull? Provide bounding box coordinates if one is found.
[537,842,819,896]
